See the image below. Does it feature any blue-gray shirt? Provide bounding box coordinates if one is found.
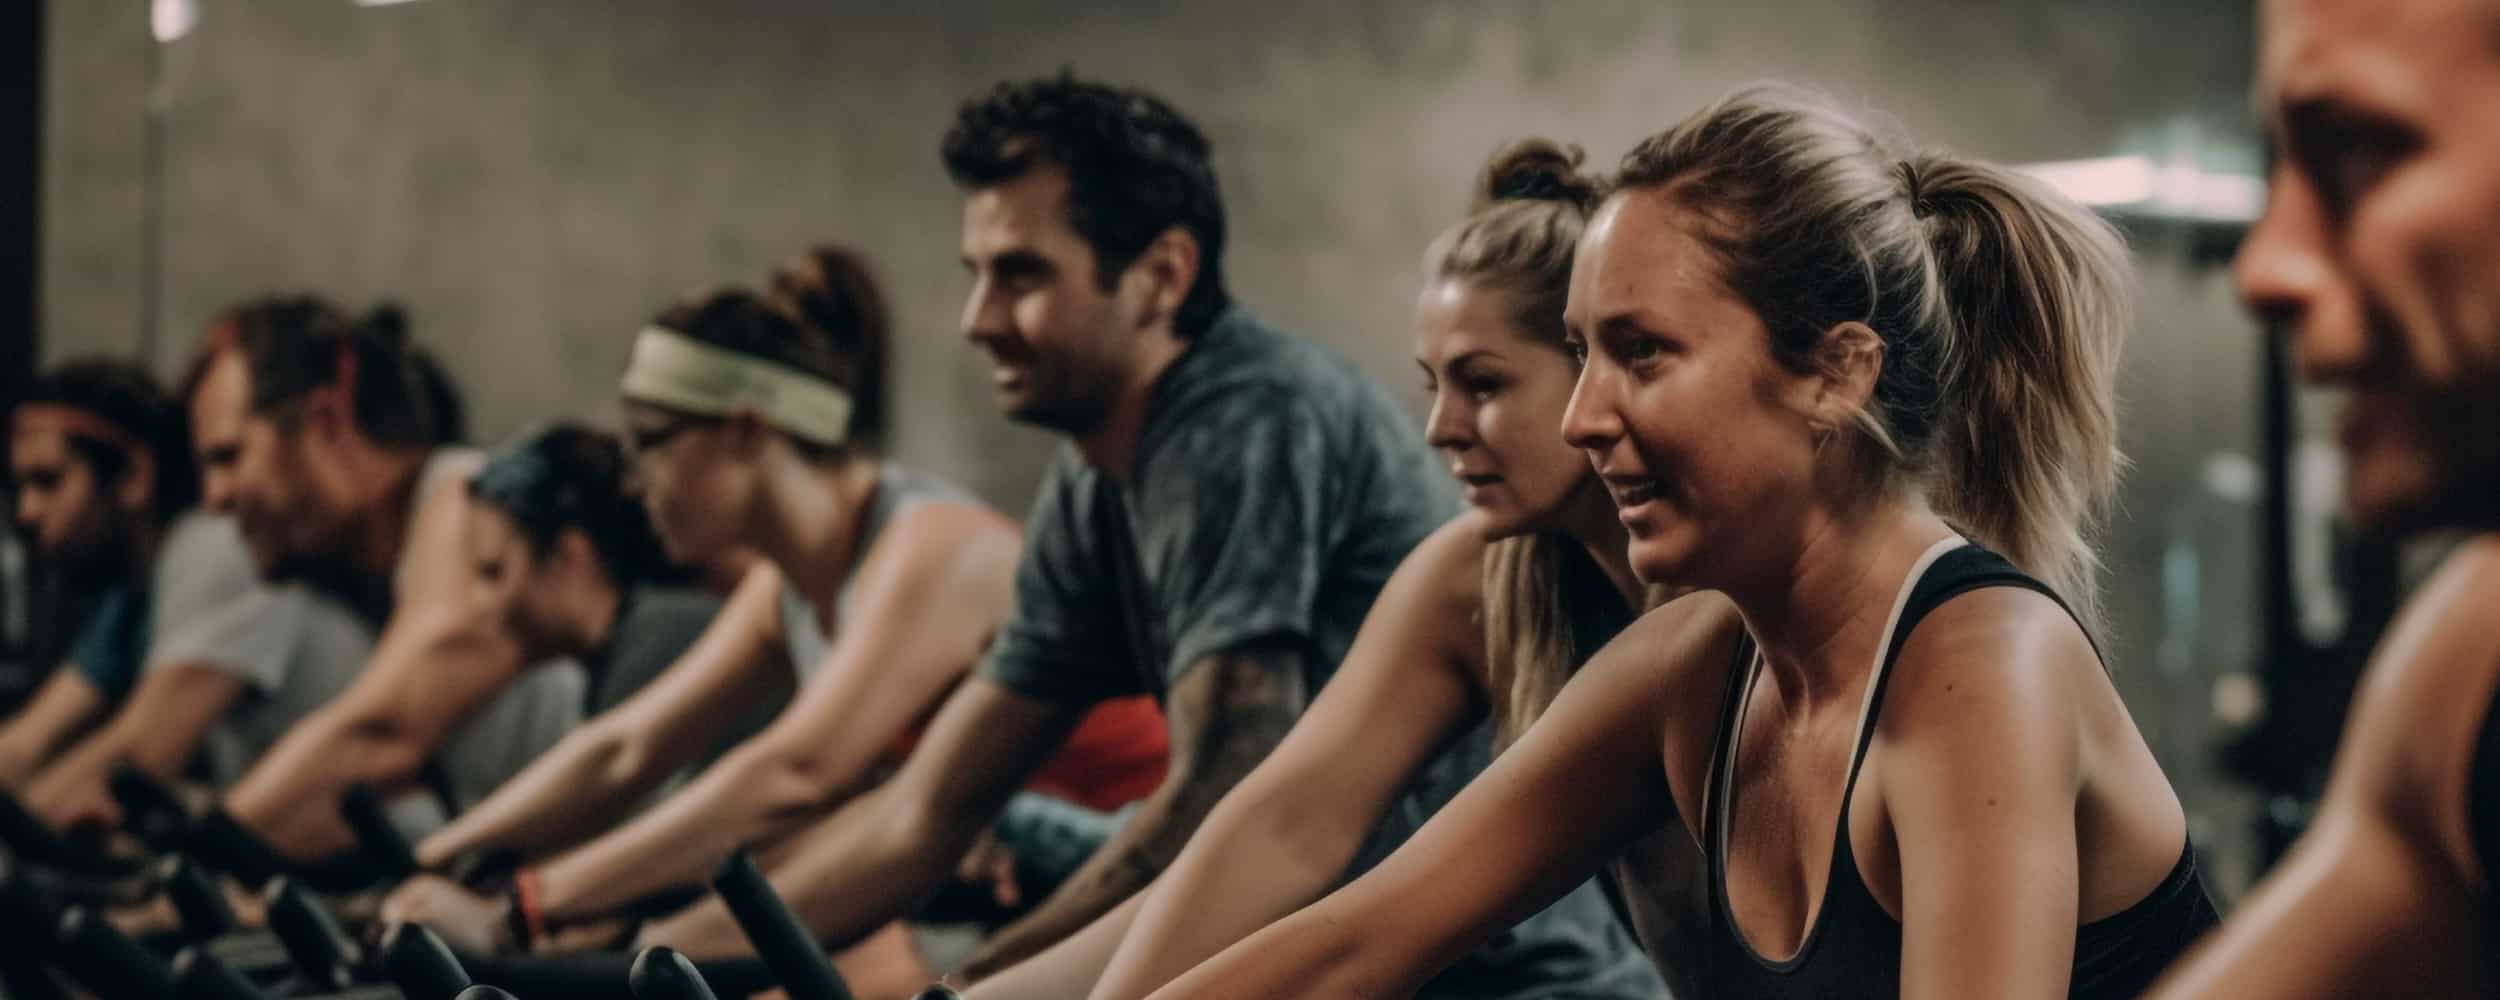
[978,306,1664,999]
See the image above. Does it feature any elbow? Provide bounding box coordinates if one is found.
[342,716,434,788]
[590,723,667,790]
[741,741,865,820]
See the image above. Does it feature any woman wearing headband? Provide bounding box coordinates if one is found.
[1142,84,2217,1000]
[970,142,1679,1000]
[385,249,1166,997]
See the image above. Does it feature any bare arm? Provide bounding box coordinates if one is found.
[223,468,529,859]
[23,665,246,831]
[635,676,1084,959]
[959,645,1312,976]
[1882,591,2089,1000]
[0,670,107,788]
[965,889,1152,1000]
[413,562,791,867]
[1139,596,1737,1000]
[2147,540,2500,999]
[1062,519,1488,999]
[533,505,1019,917]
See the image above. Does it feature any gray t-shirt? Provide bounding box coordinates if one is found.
[585,587,726,717]
[779,462,974,683]
[142,513,378,786]
[977,307,1663,999]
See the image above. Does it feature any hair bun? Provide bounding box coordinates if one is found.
[359,302,411,346]
[1476,139,1598,212]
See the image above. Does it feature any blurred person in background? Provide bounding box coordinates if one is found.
[2148,0,2500,995]
[0,360,201,787]
[184,296,588,860]
[381,250,1166,1000]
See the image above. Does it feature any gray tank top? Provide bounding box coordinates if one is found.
[778,463,975,681]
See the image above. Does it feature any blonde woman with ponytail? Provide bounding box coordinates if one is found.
[1146,83,2220,1000]
[964,143,1684,1000]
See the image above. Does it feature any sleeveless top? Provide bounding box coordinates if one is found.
[1701,540,2220,999]
[773,462,1170,812]
[776,462,972,681]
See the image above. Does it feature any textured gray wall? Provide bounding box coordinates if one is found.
[45,0,2269,889]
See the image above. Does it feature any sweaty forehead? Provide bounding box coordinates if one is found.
[1569,191,1727,317]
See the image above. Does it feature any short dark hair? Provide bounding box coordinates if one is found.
[187,296,454,450]
[469,422,675,586]
[17,359,197,520]
[942,72,1232,339]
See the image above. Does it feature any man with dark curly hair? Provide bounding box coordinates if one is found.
[627,74,1647,1000]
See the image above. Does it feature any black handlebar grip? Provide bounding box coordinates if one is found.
[172,945,278,1000]
[382,922,475,1000]
[160,856,238,940]
[57,904,178,997]
[710,850,853,1000]
[263,876,358,991]
[107,765,193,852]
[339,785,419,881]
[629,947,721,1000]
[0,787,141,878]
[187,808,287,888]
[0,848,56,932]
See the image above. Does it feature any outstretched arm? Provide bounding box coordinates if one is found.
[634,676,1083,959]
[1050,517,1490,999]
[24,666,244,831]
[0,671,107,789]
[413,564,788,868]
[1139,597,1730,1000]
[223,458,528,859]
[533,504,1018,917]
[961,644,1313,975]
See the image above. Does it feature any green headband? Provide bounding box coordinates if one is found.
[618,326,853,445]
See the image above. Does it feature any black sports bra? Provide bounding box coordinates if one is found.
[1699,542,2220,999]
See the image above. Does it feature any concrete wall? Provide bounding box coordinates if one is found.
[44,0,2270,887]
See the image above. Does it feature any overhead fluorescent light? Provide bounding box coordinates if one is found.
[352,0,428,6]
[2020,155,2263,225]
[151,0,198,42]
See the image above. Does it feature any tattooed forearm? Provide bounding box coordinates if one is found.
[958,646,1311,975]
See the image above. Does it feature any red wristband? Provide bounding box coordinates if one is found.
[506,868,548,952]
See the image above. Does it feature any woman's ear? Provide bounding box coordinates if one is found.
[554,528,601,580]
[1808,320,1886,430]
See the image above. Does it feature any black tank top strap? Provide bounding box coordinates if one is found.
[1701,629,1760,843]
[2472,678,2500,895]
[1844,545,2059,790]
